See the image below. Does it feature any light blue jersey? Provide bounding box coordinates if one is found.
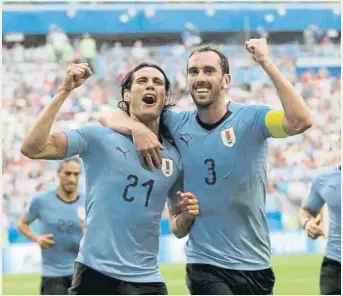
[305,166,341,263]
[63,125,182,283]
[163,101,273,270]
[25,188,85,277]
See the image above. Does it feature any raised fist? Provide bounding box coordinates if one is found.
[61,63,92,91]
[245,38,269,65]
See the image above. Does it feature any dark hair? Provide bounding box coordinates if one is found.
[187,44,230,75]
[118,62,174,113]
[58,157,81,172]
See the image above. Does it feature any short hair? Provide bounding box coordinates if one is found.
[187,44,230,75]
[118,62,174,113]
[57,157,81,172]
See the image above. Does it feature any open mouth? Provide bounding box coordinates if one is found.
[142,94,157,105]
[194,87,211,94]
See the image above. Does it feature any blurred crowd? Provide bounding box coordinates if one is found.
[2,31,341,236]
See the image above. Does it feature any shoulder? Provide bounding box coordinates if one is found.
[75,124,128,144]
[163,108,196,122]
[230,102,270,116]
[77,124,114,137]
[31,189,55,203]
[314,166,340,184]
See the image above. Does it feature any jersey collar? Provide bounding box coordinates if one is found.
[196,101,232,131]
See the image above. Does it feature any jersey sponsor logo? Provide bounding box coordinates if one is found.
[161,158,173,177]
[115,146,130,159]
[221,127,236,147]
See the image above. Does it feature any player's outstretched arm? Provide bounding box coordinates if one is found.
[169,191,199,239]
[299,206,324,239]
[17,216,55,249]
[21,63,92,160]
[99,110,164,170]
[245,38,312,136]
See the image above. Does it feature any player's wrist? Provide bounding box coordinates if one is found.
[257,56,273,67]
[57,85,73,94]
[132,121,148,133]
[31,234,39,243]
[183,212,197,223]
[303,217,313,230]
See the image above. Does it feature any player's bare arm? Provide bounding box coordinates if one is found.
[99,110,164,170]
[17,216,56,249]
[21,63,92,160]
[169,191,199,239]
[245,38,313,136]
[299,206,324,239]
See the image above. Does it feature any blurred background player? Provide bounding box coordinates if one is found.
[17,157,85,295]
[299,165,341,295]
[99,38,313,294]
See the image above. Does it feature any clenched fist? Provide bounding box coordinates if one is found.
[245,38,269,65]
[177,191,199,221]
[61,63,92,91]
[304,217,324,240]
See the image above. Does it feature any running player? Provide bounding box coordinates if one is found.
[20,62,199,295]
[299,165,341,295]
[17,158,85,295]
[99,38,313,294]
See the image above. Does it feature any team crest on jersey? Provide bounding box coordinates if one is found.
[161,158,173,177]
[221,127,236,147]
[77,207,86,220]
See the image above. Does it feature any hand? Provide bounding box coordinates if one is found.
[60,63,92,92]
[177,191,199,221]
[305,218,324,239]
[81,220,86,232]
[35,233,55,249]
[132,123,164,170]
[245,38,270,65]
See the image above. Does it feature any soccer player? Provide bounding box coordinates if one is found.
[17,157,85,295]
[299,166,341,295]
[99,38,313,295]
[20,62,199,295]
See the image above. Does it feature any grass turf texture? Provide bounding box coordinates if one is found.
[2,254,322,295]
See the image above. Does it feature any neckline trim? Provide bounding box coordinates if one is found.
[56,193,80,204]
[196,102,232,131]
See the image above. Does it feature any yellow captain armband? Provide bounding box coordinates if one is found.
[265,110,289,138]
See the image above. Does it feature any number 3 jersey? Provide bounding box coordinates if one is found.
[64,125,183,283]
[163,101,274,271]
[25,189,85,277]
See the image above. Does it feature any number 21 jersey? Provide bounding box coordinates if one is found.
[64,125,182,283]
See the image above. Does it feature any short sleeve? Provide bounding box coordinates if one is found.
[162,110,184,137]
[25,196,41,223]
[252,105,272,140]
[304,177,325,214]
[167,172,184,207]
[63,126,94,158]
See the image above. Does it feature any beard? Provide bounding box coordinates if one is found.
[62,185,76,195]
[191,92,217,109]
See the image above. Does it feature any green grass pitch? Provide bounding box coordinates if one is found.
[2,254,322,295]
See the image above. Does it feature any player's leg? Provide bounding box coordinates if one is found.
[40,276,71,295]
[186,264,233,295]
[320,257,341,295]
[120,281,168,295]
[68,262,123,295]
